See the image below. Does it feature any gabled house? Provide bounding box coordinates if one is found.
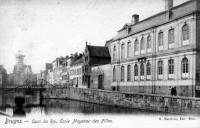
[83,43,111,88]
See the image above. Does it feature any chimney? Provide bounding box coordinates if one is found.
[165,0,173,10]
[131,14,139,24]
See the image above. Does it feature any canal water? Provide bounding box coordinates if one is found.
[0,90,166,117]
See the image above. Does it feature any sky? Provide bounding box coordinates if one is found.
[0,0,189,74]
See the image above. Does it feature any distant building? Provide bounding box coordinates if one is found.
[10,51,33,86]
[37,70,46,85]
[45,63,53,85]
[0,65,7,88]
[61,58,70,86]
[106,0,200,97]
[83,43,111,88]
[52,57,65,85]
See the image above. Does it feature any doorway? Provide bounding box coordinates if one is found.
[98,75,103,89]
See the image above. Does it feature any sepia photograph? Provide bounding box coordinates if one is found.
[0,0,200,128]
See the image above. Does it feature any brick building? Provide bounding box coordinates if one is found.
[83,43,111,88]
[106,0,200,97]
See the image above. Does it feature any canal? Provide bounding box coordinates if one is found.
[0,90,167,117]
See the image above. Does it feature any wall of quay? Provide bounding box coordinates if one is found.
[44,87,200,114]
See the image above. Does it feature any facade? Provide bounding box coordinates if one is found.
[106,0,200,97]
[52,57,65,85]
[61,58,71,86]
[83,43,111,88]
[37,70,46,85]
[69,57,85,88]
[91,64,112,90]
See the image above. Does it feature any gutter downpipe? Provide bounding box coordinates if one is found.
[117,39,121,91]
[153,26,157,94]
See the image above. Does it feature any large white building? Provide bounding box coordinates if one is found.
[106,0,200,97]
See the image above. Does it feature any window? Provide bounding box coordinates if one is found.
[113,45,116,60]
[168,59,174,74]
[134,64,138,76]
[112,67,116,82]
[146,62,151,75]
[147,35,151,51]
[127,65,131,81]
[121,43,125,59]
[158,31,164,47]
[182,57,189,78]
[127,41,131,58]
[158,61,163,75]
[140,63,144,76]
[134,39,139,55]
[168,28,175,49]
[182,24,189,45]
[141,37,145,54]
[128,27,132,34]
[121,66,124,81]
[158,31,164,51]
[168,28,175,44]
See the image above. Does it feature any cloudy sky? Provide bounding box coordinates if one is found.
[0,0,189,73]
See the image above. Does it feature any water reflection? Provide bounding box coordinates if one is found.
[13,96,26,117]
[0,89,165,117]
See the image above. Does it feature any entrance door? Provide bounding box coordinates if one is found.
[98,75,103,89]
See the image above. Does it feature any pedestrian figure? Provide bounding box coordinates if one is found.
[169,86,174,96]
[174,87,177,96]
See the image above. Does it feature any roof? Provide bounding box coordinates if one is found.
[87,45,111,58]
[71,57,83,66]
[70,54,83,66]
[108,0,198,42]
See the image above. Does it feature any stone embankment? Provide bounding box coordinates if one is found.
[44,87,200,114]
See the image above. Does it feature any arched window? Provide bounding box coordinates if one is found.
[113,66,116,82]
[121,43,125,59]
[134,39,139,55]
[134,64,138,76]
[168,59,174,74]
[141,37,145,54]
[140,63,144,76]
[182,24,189,41]
[127,41,131,58]
[182,57,189,78]
[146,62,151,75]
[158,31,164,47]
[147,35,151,50]
[158,61,163,75]
[182,24,189,46]
[127,65,131,81]
[113,45,116,60]
[168,28,175,44]
[121,66,124,81]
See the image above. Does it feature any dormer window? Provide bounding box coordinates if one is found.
[128,27,132,34]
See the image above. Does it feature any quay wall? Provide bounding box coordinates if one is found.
[45,87,200,114]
